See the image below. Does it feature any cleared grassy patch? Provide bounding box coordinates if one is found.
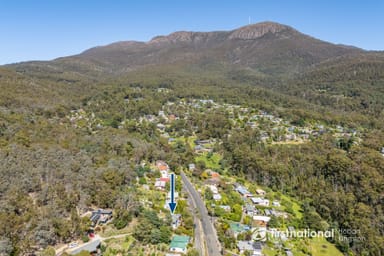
[195,152,221,170]
[100,218,137,237]
[308,237,343,256]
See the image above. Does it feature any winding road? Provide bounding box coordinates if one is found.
[181,171,222,256]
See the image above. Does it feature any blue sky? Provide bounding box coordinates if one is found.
[0,0,383,64]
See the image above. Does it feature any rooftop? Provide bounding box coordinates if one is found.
[170,235,190,249]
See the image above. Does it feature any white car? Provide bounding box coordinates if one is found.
[68,242,78,248]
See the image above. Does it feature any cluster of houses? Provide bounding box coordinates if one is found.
[129,97,361,149]
[125,97,359,255]
[200,177,292,255]
[145,160,190,253]
[208,184,222,201]
[217,183,292,255]
[154,160,171,190]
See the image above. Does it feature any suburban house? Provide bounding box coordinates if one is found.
[193,141,213,153]
[158,110,166,117]
[194,145,207,154]
[272,200,281,207]
[160,177,170,182]
[219,205,231,212]
[205,169,220,179]
[208,185,218,194]
[90,209,113,226]
[256,189,266,196]
[205,178,221,186]
[188,163,195,171]
[237,240,263,256]
[236,186,253,197]
[157,123,166,132]
[194,139,212,145]
[251,197,270,206]
[253,215,271,227]
[155,179,166,190]
[171,214,182,230]
[169,235,190,254]
[207,185,222,201]
[244,204,257,216]
[213,193,222,201]
[168,114,177,122]
[156,160,170,172]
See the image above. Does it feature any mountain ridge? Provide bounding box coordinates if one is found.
[5,21,383,85]
[44,21,366,77]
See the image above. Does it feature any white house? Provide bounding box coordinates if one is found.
[213,193,222,201]
[188,163,195,171]
[251,197,269,206]
[208,185,218,194]
[253,215,271,227]
[253,216,271,222]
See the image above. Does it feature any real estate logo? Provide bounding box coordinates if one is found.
[251,228,267,241]
[252,228,364,242]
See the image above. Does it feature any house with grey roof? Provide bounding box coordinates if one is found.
[237,240,262,255]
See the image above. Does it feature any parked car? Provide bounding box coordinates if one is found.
[68,242,78,248]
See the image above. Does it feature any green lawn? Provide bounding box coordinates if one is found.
[103,236,137,256]
[187,136,197,148]
[100,218,137,237]
[195,152,221,170]
[263,237,342,256]
[308,237,343,256]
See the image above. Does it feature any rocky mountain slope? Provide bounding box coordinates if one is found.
[9,22,369,78]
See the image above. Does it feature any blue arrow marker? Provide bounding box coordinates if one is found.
[168,173,177,214]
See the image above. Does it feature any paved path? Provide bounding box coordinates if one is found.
[57,233,132,255]
[181,171,222,256]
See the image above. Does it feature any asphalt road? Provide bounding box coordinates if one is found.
[185,188,204,256]
[181,171,222,256]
